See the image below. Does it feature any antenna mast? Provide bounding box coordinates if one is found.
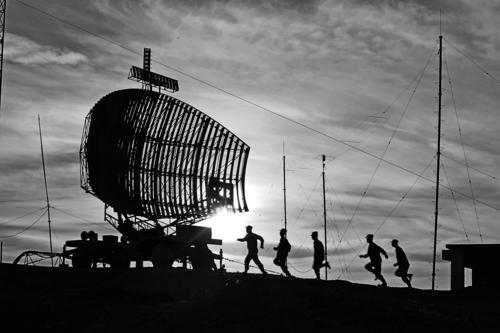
[0,0,6,115]
[432,18,443,291]
[283,141,287,231]
[38,115,54,267]
[322,154,328,280]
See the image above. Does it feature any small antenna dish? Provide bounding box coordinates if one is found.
[128,48,179,93]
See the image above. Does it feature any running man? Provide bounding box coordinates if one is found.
[311,231,330,280]
[391,239,412,288]
[237,225,267,275]
[359,234,388,287]
[273,228,292,277]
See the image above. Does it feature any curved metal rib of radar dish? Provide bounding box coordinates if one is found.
[80,89,249,231]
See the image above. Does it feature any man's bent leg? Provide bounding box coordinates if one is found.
[253,255,266,275]
[365,262,375,274]
[378,274,387,286]
[282,264,291,277]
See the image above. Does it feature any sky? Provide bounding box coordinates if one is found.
[1,0,500,289]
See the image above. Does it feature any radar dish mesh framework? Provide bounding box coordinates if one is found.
[80,89,249,228]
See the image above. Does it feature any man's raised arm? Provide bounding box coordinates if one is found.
[258,234,264,249]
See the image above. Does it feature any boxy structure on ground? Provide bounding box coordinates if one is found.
[442,244,500,290]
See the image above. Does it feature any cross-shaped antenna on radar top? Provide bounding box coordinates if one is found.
[128,48,179,93]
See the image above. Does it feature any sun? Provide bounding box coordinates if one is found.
[200,209,249,242]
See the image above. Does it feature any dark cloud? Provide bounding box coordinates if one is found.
[169,0,323,15]
[352,0,461,11]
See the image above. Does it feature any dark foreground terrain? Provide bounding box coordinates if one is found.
[1,264,499,332]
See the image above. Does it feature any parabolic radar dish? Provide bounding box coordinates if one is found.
[80,89,249,224]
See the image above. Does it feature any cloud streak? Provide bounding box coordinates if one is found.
[6,33,88,65]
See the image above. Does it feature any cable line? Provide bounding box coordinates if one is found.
[317,45,438,170]
[51,205,115,231]
[444,37,500,86]
[441,153,498,181]
[326,182,359,279]
[339,45,436,244]
[326,180,360,250]
[222,256,281,275]
[328,199,351,278]
[373,155,436,235]
[444,55,482,241]
[0,206,46,226]
[0,208,47,239]
[291,176,322,227]
[347,44,439,150]
[440,160,469,240]
[338,155,435,279]
[288,261,313,274]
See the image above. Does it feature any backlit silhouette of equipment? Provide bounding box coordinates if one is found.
[61,48,249,269]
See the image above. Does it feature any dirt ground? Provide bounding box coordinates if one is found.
[1,265,499,332]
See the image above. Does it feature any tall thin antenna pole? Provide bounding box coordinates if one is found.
[0,0,6,116]
[439,9,442,35]
[322,154,328,280]
[1,241,3,264]
[282,141,287,231]
[38,115,54,267]
[432,32,443,291]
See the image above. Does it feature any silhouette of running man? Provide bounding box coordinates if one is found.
[391,239,412,288]
[311,231,330,280]
[237,225,267,275]
[273,228,292,277]
[359,234,388,287]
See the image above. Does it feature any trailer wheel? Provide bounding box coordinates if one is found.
[109,251,130,269]
[151,244,175,268]
[71,255,92,268]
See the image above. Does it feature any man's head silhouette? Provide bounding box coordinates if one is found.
[366,234,374,243]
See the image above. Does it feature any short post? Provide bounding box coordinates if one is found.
[0,241,3,264]
[219,249,223,271]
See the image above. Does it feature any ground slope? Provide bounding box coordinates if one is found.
[0,266,498,332]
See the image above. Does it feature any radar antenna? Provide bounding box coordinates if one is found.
[0,0,6,115]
